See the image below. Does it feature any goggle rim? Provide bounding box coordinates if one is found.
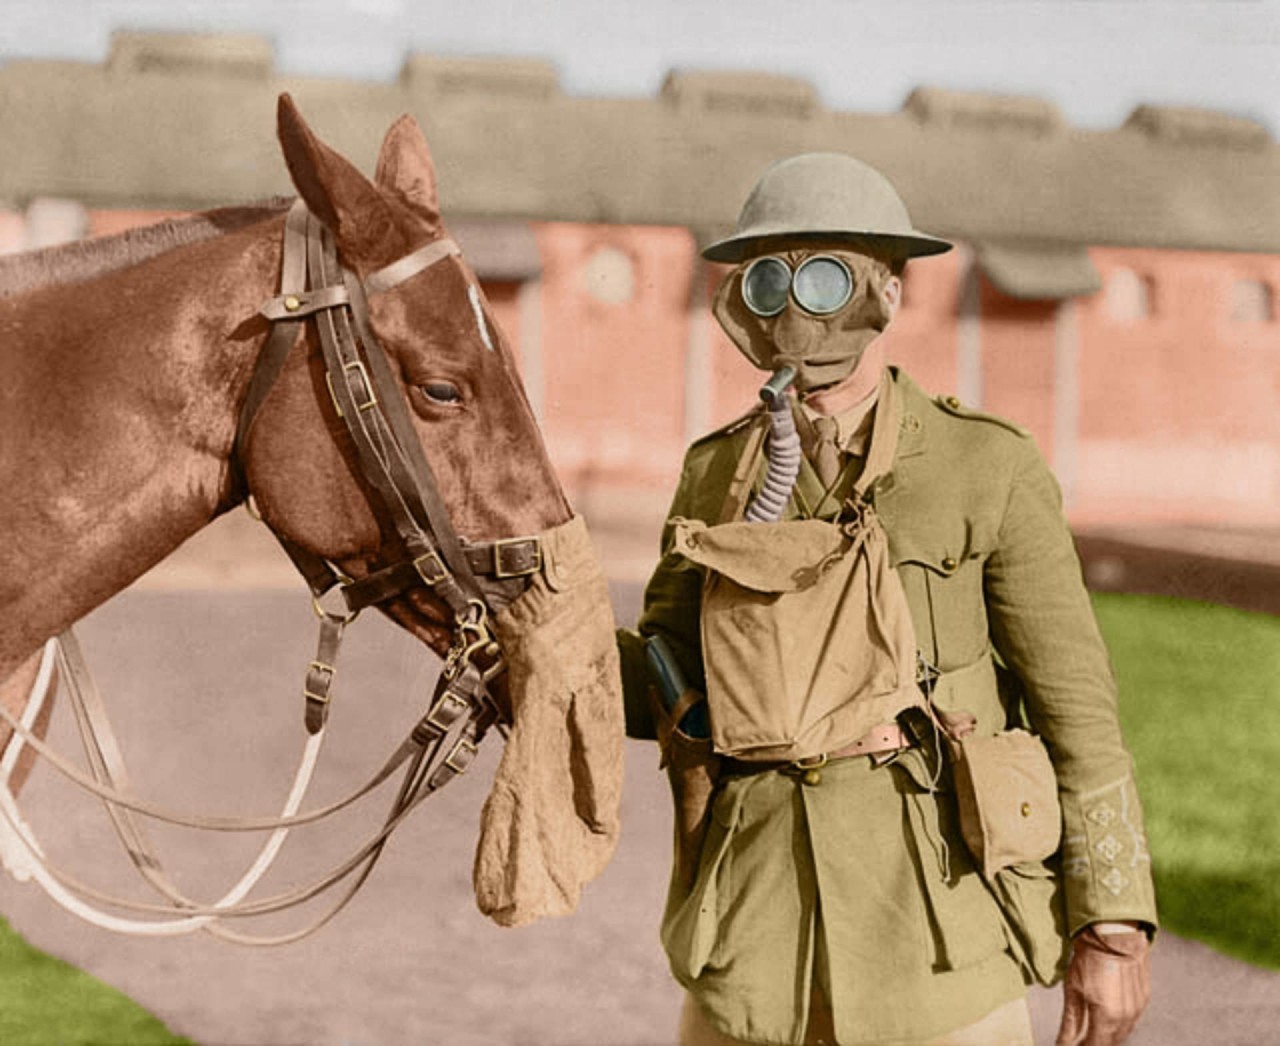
[741,256,791,317]
[740,254,856,318]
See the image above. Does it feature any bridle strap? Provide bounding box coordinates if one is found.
[364,237,461,295]
[304,212,481,619]
[232,199,540,733]
[232,201,308,481]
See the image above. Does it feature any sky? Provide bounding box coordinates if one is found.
[1,0,1277,136]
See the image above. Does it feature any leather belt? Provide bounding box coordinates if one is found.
[721,721,912,779]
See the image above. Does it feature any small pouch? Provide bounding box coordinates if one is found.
[947,725,1062,879]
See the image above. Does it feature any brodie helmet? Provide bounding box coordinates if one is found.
[702,152,952,264]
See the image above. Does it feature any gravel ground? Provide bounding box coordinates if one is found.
[1,524,1277,1045]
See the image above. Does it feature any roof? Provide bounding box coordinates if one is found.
[0,32,1276,271]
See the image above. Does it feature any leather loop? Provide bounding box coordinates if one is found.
[259,282,350,320]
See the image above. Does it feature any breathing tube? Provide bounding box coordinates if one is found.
[744,365,801,523]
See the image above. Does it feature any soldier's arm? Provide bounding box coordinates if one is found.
[616,463,708,741]
[983,442,1158,935]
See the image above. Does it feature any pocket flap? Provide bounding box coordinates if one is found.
[889,528,987,576]
[670,517,849,594]
[955,729,1062,879]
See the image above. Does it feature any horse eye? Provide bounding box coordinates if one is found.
[420,380,463,405]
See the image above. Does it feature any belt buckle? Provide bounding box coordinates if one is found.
[789,752,828,787]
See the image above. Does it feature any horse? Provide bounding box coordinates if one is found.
[0,94,623,931]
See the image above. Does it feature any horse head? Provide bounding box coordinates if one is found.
[242,96,571,656]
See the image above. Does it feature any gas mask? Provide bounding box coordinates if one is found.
[713,249,895,392]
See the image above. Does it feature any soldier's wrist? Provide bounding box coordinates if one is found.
[1093,921,1142,935]
[1084,920,1155,943]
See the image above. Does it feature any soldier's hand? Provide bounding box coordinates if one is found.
[1056,923,1151,1046]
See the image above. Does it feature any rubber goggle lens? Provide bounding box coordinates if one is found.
[741,255,854,317]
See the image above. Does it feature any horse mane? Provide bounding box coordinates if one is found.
[0,198,293,299]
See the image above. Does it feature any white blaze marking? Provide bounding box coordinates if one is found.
[467,283,495,353]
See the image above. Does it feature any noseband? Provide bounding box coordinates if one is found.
[235,200,543,765]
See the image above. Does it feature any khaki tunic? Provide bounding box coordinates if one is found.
[618,367,1158,1045]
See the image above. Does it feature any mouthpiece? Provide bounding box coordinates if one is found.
[758,366,797,409]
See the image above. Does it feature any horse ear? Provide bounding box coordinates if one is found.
[276,93,399,264]
[374,114,441,223]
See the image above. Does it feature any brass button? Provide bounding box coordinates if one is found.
[283,294,302,312]
[941,556,958,572]
[1020,802,1033,818]
[945,395,961,409]
[803,769,823,787]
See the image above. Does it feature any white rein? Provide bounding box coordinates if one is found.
[0,631,328,942]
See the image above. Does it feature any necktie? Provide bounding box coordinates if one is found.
[809,416,844,489]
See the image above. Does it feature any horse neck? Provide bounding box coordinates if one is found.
[0,216,284,676]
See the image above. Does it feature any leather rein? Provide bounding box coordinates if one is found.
[0,200,544,943]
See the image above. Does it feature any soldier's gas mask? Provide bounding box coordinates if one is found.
[713,248,897,393]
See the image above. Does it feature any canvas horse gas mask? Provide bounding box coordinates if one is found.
[703,152,952,391]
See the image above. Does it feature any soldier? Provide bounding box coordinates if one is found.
[617,153,1156,1045]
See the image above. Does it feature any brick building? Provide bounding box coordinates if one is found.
[3,32,1277,544]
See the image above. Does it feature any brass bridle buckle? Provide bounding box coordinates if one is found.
[491,537,542,579]
[413,550,448,586]
[325,359,379,420]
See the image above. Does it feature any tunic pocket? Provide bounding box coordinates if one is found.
[893,762,1010,973]
[990,858,1071,986]
[893,539,990,671]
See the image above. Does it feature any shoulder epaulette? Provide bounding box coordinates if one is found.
[933,394,1030,438]
[688,403,767,450]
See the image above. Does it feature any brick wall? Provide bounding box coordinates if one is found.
[5,205,1277,529]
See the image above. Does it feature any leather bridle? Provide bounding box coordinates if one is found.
[236,199,544,756]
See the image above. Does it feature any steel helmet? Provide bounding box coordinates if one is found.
[702,152,952,263]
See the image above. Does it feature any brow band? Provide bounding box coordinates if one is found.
[364,237,461,295]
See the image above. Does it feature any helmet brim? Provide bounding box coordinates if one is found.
[701,228,953,264]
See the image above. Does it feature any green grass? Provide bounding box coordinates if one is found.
[1094,592,1280,970]
[0,914,192,1045]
